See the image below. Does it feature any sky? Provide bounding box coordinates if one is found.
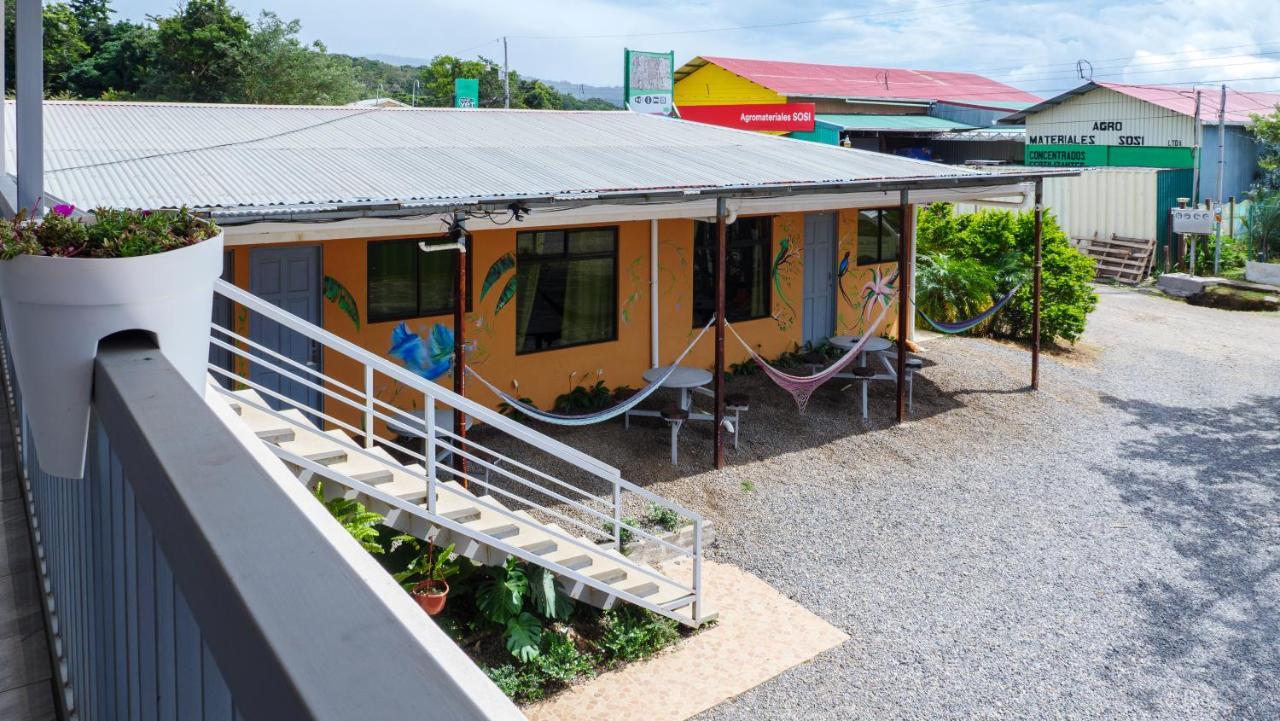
[109,0,1280,96]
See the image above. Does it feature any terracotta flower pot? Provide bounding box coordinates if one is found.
[412,579,449,616]
[0,231,224,478]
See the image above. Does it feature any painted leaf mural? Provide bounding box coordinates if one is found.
[494,275,517,314]
[389,322,454,381]
[480,252,516,301]
[322,276,360,330]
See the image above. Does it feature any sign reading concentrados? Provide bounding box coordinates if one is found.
[624,49,674,116]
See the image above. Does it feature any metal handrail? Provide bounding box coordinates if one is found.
[214,280,707,622]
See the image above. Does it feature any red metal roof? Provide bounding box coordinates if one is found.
[1095,82,1280,124]
[682,56,1041,109]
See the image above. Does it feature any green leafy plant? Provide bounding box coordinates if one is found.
[313,482,385,555]
[645,503,682,533]
[475,557,575,662]
[602,516,638,546]
[553,380,614,413]
[1242,191,1280,262]
[598,607,679,666]
[915,253,998,325]
[484,632,596,702]
[497,395,538,422]
[392,540,459,591]
[0,206,218,260]
[916,203,1098,345]
[741,480,756,492]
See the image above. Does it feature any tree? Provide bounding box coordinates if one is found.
[66,21,157,99]
[1247,107,1280,193]
[5,3,89,96]
[148,0,251,102]
[238,12,361,105]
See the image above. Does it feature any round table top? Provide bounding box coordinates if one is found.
[642,365,713,389]
[829,335,893,354]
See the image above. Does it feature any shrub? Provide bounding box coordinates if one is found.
[645,503,682,533]
[916,203,1098,345]
[915,253,997,324]
[598,607,679,665]
[1242,191,1280,261]
[0,206,217,260]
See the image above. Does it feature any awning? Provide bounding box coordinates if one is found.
[817,114,978,132]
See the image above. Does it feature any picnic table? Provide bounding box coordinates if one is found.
[829,335,895,418]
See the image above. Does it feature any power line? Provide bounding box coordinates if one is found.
[957,40,1280,76]
[507,0,994,40]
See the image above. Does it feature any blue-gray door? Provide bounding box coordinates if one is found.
[802,213,837,346]
[249,246,322,412]
[209,251,235,388]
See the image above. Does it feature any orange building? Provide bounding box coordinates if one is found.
[24,101,1046,440]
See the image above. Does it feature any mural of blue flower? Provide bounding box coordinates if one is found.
[389,322,454,381]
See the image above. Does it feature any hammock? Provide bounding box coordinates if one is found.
[916,282,1024,334]
[466,317,716,427]
[727,297,896,413]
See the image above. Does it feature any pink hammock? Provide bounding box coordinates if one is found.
[727,297,895,413]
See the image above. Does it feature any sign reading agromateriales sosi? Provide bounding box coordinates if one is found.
[676,103,816,132]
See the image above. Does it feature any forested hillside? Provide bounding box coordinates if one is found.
[4,0,618,109]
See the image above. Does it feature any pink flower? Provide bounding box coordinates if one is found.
[51,204,75,217]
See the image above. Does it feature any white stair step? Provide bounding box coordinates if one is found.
[227,391,295,442]
[277,429,348,465]
[327,452,395,484]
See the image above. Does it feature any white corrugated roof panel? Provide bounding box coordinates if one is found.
[6,100,1008,213]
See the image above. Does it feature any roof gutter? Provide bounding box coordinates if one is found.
[206,170,1080,226]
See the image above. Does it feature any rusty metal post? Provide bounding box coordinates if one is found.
[896,190,910,423]
[713,197,727,469]
[1031,178,1043,391]
[452,214,468,483]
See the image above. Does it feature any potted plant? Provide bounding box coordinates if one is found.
[396,541,458,616]
[0,205,223,478]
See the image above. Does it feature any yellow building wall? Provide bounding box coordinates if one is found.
[674,62,784,107]
[225,209,905,433]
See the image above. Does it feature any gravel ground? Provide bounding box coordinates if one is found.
[482,285,1279,719]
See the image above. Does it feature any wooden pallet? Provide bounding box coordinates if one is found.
[1075,233,1155,284]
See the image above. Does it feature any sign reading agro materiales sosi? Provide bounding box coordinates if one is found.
[677,103,816,132]
[624,49,674,116]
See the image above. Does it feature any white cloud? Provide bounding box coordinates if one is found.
[108,0,1280,94]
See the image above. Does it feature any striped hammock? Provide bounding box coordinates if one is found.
[916,282,1024,334]
[465,317,716,427]
[727,297,896,413]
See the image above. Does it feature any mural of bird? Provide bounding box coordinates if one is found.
[837,251,852,306]
[771,238,798,321]
[389,322,454,381]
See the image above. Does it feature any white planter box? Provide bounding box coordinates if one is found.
[1245,261,1280,287]
[0,232,224,478]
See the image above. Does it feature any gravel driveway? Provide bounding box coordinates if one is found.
[627,286,1278,720]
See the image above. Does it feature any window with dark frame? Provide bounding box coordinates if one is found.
[515,226,618,354]
[856,208,903,266]
[692,216,772,326]
[366,237,472,324]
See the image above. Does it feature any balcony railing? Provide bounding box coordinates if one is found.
[0,322,524,720]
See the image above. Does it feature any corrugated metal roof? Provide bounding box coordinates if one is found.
[675,56,1041,110]
[817,114,977,132]
[5,100,1011,214]
[1003,82,1280,125]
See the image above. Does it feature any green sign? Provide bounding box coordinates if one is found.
[623,49,674,116]
[454,78,479,108]
[1026,144,1195,169]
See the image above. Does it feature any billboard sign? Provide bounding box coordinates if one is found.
[1171,206,1214,234]
[624,49,674,115]
[676,103,816,132]
[454,78,479,108]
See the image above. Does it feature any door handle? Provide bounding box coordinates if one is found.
[307,342,321,368]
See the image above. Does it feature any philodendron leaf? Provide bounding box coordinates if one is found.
[529,566,573,621]
[476,559,528,623]
[504,612,543,662]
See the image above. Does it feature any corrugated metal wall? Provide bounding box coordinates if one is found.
[1198,125,1261,201]
[1042,167,1159,243]
[1026,87,1196,148]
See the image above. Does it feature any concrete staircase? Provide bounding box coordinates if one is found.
[216,383,701,619]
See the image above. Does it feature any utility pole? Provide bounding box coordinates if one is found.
[1191,89,1202,204]
[502,36,510,109]
[1214,83,1226,275]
